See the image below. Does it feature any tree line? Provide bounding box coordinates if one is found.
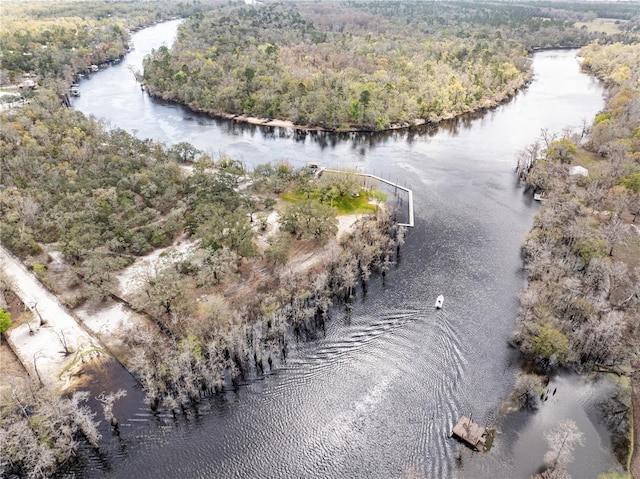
[125,205,403,411]
[513,42,640,371]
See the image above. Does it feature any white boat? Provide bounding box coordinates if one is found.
[435,295,444,309]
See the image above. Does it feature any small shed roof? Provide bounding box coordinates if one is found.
[569,165,589,177]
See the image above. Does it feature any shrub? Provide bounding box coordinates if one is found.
[0,308,11,334]
[533,324,569,365]
[573,237,607,265]
[620,173,640,193]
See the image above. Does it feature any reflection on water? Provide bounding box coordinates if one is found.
[130,92,476,152]
[63,19,620,479]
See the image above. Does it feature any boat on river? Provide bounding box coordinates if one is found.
[435,295,444,309]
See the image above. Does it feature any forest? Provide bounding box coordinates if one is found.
[513,42,640,372]
[1,1,639,478]
[0,0,223,90]
[141,0,637,131]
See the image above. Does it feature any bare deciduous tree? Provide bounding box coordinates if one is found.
[0,381,101,478]
[513,373,545,410]
[542,420,585,474]
[96,389,127,430]
[55,329,73,356]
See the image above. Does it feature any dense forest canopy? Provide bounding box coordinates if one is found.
[1,92,184,261]
[141,0,637,131]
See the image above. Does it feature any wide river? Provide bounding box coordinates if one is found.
[68,19,623,479]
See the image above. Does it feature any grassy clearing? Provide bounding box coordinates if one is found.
[574,19,626,35]
[573,149,608,176]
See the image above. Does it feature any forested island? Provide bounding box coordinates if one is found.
[1,1,639,478]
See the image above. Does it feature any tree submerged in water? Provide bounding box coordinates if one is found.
[512,372,546,410]
[0,381,101,479]
[531,420,585,479]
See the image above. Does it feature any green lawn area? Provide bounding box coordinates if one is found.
[281,188,384,215]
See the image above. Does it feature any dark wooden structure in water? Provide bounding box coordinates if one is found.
[451,415,487,451]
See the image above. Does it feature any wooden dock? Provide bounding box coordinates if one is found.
[451,415,487,452]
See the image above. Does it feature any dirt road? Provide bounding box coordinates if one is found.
[1,246,108,390]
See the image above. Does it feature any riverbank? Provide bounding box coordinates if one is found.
[512,125,640,477]
[145,74,532,134]
[0,206,368,392]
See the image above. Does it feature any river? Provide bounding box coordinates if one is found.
[66,19,623,479]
